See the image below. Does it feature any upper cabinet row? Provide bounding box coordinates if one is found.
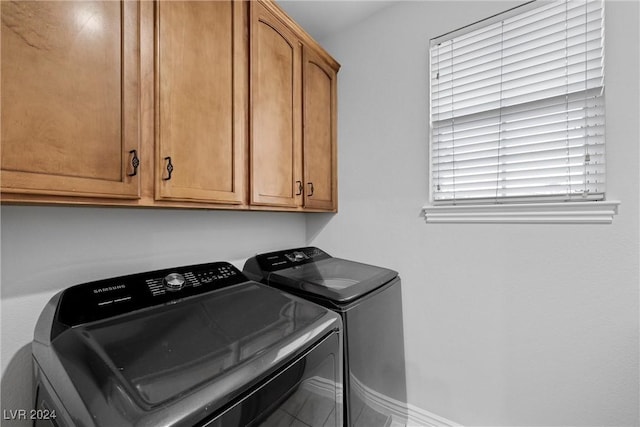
[0,0,339,212]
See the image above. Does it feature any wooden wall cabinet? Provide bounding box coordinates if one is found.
[1,1,141,199]
[1,0,338,212]
[250,1,302,208]
[250,0,339,212]
[302,46,338,211]
[155,1,247,205]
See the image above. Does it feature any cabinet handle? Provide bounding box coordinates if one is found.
[127,150,140,177]
[296,181,303,196]
[163,156,174,181]
[307,182,314,197]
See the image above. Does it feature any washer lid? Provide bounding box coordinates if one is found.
[45,282,339,426]
[267,257,398,304]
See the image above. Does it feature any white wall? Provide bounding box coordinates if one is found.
[308,0,639,425]
[0,206,307,425]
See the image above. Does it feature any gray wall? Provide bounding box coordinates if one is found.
[308,0,639,425]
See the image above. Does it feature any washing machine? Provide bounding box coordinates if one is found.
[243,247,407,426]
[32,261,343,427]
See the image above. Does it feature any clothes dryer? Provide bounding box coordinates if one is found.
[244,247,407,426]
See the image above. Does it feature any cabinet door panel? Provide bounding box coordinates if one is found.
[250,2,301,207]
[303,48,337,210]
[156,1,246,204]
[1,1,140,198]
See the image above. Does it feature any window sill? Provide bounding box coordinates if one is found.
[421,200,621,224]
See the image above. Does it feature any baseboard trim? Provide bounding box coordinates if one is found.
[350,375,462,427]
[302,375,461,427]
[404,404,463,427]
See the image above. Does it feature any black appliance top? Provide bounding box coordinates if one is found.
[33,261,340,427]
[243,247,399,305]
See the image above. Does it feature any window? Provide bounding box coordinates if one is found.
[424,0,618,223]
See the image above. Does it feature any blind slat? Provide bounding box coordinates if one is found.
[433,80,604,122]
[433,89,604,128]
[433,19,603,75]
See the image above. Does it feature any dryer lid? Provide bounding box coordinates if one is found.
[267,257,398,304]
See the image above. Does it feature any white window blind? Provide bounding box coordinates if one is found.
[430,0,605,204]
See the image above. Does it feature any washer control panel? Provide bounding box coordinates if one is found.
[253,247,331,272]
[145,264,239,297]
[56,262,245,329]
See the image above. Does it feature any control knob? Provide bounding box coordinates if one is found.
[164,273,186,291]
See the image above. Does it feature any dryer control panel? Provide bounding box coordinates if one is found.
[55,262,246,331]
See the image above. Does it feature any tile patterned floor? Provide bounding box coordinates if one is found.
[261,387,339,427]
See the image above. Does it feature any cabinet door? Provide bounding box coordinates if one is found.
[303,47,338,211]
[250,1,302,208]
[1,1,140,199]
[156,1,247,204]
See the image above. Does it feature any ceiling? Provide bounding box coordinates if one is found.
[276,1,396,41]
